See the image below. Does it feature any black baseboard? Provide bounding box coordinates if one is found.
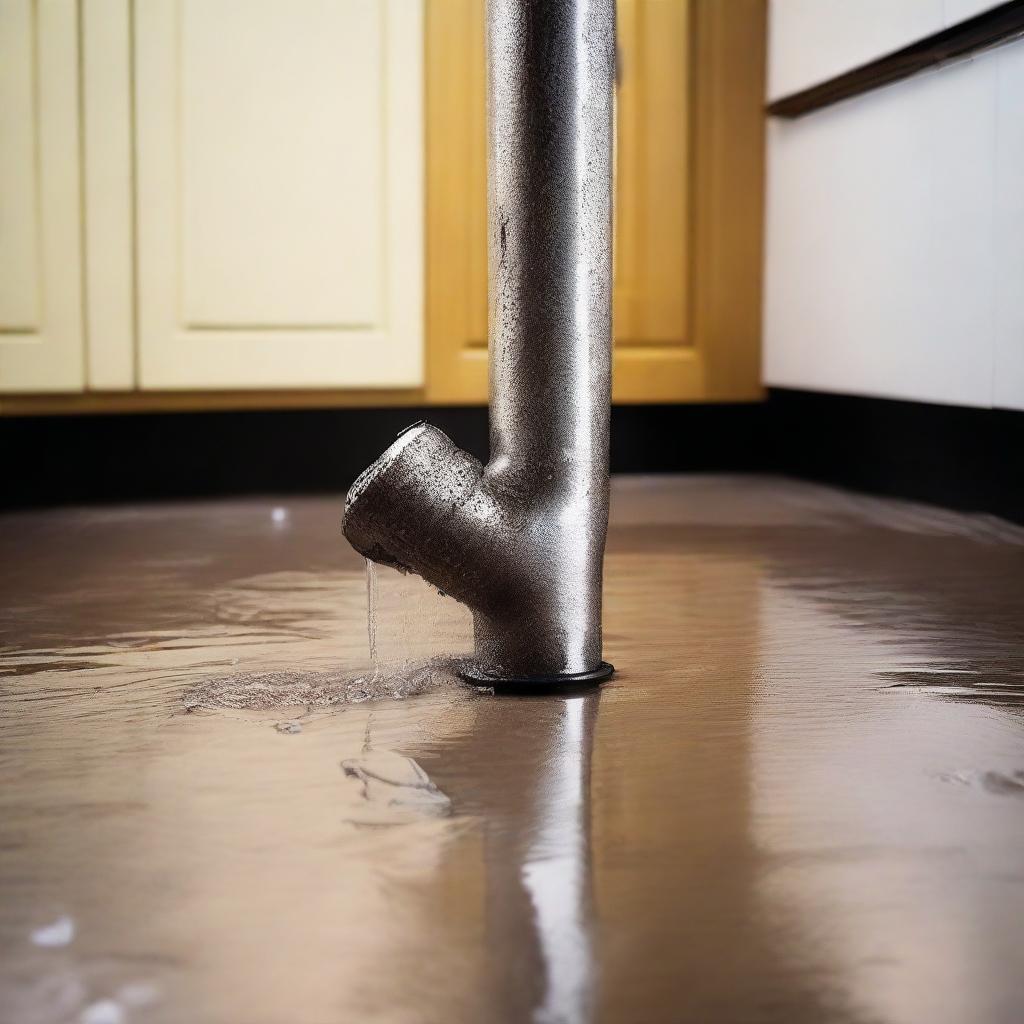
[1,402,768,510]
[2,392,1021,525]
[767,388,1024,526]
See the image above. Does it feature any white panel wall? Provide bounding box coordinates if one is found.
[764,31,1024,411]
[768,0,1004,100]
[993,46,1024,410]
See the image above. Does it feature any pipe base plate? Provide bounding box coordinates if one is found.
[459,661,614,692]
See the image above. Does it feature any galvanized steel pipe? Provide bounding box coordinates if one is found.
[343,0,615,685]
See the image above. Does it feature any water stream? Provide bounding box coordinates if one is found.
[365,557,378,671]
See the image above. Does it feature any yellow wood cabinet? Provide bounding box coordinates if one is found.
[0,0,764,413]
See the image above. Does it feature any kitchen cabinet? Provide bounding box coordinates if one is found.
[0,0,84,393]
[0,0,764,412]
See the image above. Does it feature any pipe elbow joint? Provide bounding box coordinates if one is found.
[343,423,508,610]
[343,422,610,684]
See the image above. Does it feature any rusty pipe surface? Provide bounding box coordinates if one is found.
[343,0,615,685]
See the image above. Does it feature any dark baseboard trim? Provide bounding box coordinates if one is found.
[0,403,768,510]
[767,388,1024,525]
[3,392,1021,525]
[768,0,1024,119]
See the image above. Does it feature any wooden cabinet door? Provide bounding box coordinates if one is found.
[134,0,424,390]
[0,0,84,393]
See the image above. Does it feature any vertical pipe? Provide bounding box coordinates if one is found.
[487,0,615,480]
[478,0,616,678]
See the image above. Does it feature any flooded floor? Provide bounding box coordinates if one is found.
[2,475,1023,1024]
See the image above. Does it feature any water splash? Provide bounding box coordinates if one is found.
[181,562,475,714]
[182,658,469,713]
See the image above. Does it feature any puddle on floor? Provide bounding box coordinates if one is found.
[3,556,478,727]
[0,544,484,1023]
[3,483,1024,1024]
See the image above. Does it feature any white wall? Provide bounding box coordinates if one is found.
[768,0,1003,99]
[764,5,1024,411]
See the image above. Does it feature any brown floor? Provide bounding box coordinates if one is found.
[2,476,1023,1024]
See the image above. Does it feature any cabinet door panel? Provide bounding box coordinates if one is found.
[135,0,423,389]
[0,0,84,393]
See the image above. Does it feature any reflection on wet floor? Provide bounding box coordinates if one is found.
[1,476,1023,1023]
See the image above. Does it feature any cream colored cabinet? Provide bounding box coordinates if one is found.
[0,0,84,393]
[0,0,424,398]
[134,0,424,389]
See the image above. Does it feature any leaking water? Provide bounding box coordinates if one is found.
[6,483,1024,1024]
[0,505,482,1023]
[366,557,378,669]
[181,560,475,715]
[363,560,473,670]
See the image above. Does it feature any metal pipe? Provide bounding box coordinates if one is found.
[343,0,615,686]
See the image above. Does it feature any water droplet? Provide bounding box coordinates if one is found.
[31,915,74,948]
[116,982,160,1009]
[80,1000,124,1024]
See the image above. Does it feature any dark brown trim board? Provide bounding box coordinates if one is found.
[768,0,1024,118]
